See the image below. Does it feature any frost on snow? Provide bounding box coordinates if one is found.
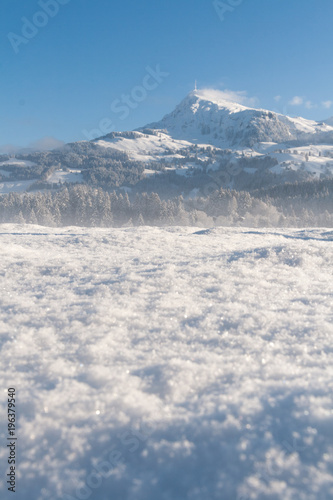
[0,225,332,500]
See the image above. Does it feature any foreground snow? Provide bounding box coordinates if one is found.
[0,225,332,500]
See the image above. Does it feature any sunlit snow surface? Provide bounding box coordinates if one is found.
[0,225,332,500]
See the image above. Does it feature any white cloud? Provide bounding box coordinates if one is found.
[305,101,316,109]
[0,136,65,155]
[322,100,333,110]
[28,136,65,151]
[274,95,282,102]
[0,144,18,155]
[289,96,303,106]
[197,88,259,107]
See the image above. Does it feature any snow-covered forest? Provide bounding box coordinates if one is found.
[0,179,332,228]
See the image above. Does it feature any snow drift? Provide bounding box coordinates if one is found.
[0,225,332,500]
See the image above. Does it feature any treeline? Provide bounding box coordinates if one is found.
[0,163,54,182]
[0,186,190,227]
[0,180,332,227]
[0,142,145,187]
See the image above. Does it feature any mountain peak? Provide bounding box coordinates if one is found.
[143,89,333,148]
[189,88,250,109]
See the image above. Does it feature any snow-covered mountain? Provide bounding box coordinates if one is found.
[143,89,333,148]
[2,88,333,196]
[86,90,333,192]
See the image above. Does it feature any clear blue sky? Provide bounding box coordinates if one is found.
[1,0,333,149]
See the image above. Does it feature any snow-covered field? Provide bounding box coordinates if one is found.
[95,133,193,163]
[0,160,36,168]
[0,225,332,500]
[47,170,83,185]
[0,180,35,194]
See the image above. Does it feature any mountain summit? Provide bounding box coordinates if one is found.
[144,89,333,148]
[3,88,333,197]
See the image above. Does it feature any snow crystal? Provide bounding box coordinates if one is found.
[0,225,332,500]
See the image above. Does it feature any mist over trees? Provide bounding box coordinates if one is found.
[0,180,332,228]
[1,131,333,227]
